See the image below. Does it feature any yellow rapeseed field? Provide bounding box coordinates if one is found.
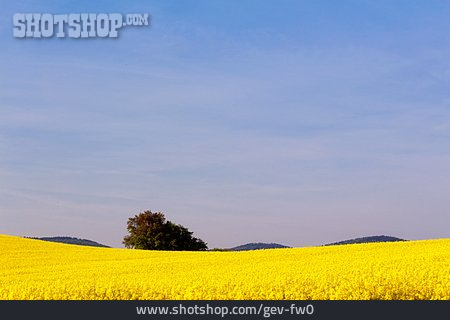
[0,234,448,300]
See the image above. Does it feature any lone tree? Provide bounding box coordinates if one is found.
[123,211,208,251]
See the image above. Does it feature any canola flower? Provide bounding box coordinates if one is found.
[0,234,449,300]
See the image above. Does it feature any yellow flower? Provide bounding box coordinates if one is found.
[0,234,448,300]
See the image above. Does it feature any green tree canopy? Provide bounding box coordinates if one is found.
[123,210,208,251]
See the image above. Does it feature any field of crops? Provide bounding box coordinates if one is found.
[0,234,449,300]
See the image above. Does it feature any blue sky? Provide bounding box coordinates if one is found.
[1,1,450,247]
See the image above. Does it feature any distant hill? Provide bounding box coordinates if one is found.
[30,236,109,248]
[231,242,290,251]
[326,235,405,246]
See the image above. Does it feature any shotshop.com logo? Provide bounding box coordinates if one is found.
[13,13,150,38]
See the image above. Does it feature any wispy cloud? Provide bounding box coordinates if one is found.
[1,1,450,247]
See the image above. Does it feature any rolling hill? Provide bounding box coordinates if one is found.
[326,235,405,246]
[29,236,109,248]
[1,234,448,300]
[230,242,290,251]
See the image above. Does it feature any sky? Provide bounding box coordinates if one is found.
[0,0,449,248]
